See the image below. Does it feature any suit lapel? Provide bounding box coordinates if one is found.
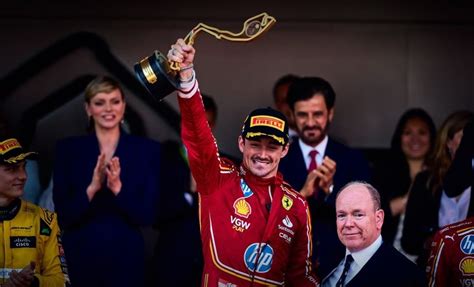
[346,243,387,287]
[321,260,342,285]
[113,131,126,159]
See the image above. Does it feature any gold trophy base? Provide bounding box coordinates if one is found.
[134,50,179,101]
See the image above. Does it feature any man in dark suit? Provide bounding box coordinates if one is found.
[322,181,425,287]
[279,77,371,277]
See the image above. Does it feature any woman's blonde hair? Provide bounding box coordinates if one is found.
[84,75,124,103]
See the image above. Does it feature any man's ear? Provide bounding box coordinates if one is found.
[375,208,384,230]
[328,107,335,123]
[238,136,245,153]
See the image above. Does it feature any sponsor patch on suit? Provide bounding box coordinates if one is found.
[233,198,252,218]
[460,235,474,254]
[459,256,474,276]
[10,236,36,248]
[40,218,52,236]
[240,179,253,198]
[281,195,293,210]
[244,243,274,273]
[231,215,251,232]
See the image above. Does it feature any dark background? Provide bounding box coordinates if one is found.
[1,0,473,179]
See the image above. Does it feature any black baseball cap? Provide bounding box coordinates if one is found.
[0,138,37,165]
[241,107,289,145]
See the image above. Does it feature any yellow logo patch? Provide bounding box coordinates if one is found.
[233,198,252,218]
[460,257,474,275]
[282,195,293,211]
[250,115,285,132]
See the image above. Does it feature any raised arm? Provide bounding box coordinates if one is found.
[168,39,224,194]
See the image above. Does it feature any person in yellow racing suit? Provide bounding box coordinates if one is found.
[0,137,69,287]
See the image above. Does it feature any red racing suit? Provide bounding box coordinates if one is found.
[178,80,319,287]
[427,217,474,287]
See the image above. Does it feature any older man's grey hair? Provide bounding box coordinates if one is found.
[335,181,382,211]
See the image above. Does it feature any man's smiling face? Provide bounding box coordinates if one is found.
[238,136,288,179]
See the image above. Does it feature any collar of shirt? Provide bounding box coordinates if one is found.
[298,135,328,169]
[322,236,382,287]
[345,235,383,281]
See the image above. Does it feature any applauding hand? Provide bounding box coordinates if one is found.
[106,157,122,195]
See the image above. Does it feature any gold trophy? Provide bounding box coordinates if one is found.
[134,12,276,100]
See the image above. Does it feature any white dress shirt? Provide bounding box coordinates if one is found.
[298,135,328,170]
[322,235,383,287]
[439,186,471,227]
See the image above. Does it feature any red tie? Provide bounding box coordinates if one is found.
[308,150,319,198]
[308,150,318,172]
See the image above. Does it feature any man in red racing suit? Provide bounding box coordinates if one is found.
[427,217,474,287]
[168,38,319,286]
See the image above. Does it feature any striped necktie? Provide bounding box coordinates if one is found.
[336,254,353,287]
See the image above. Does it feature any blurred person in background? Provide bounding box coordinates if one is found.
[272,74,300,139]
[373,108,436,259]
[426,117,474,287]
[402,110,474,267]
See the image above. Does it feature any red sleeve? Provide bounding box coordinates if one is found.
[178,87,222,195]
[286,204,320,286]
[427,230,449,287]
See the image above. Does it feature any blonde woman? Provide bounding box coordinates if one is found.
[53,76,161,287]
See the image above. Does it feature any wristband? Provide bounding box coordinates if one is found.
[180,70,195,84]
[180,64,194,71]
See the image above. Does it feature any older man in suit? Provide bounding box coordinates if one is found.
[279,77,371,277]
[322,181,425,287]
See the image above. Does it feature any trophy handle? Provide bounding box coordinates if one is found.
[169,12,276,71]
[134,12,276,100]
